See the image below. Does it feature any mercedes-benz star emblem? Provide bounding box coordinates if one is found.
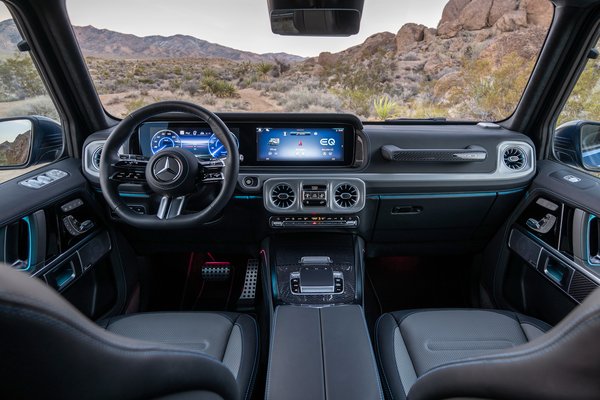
[153,156,182,182]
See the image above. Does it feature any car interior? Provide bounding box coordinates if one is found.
[1,0,600,399]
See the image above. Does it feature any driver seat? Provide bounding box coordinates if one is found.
[0,263,258,400]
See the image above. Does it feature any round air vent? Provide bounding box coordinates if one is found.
[502,147,526,170]
[334,184,359,208]
[271,183,295,209]
[92,146,103,170]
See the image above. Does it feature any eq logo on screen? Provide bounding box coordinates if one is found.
[319,138,336,146]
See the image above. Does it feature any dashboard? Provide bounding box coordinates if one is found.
[83,113,538,238]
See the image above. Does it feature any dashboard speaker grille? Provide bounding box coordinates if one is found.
[271,183,295,208]
[334,184,358,208]
[502,147,526,170]
[92,146,103,170]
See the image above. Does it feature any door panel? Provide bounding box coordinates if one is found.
[496,160,600,323]
[0,159,125,319]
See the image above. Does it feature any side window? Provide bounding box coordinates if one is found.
[554,39,600,177]
[0,3,62,184]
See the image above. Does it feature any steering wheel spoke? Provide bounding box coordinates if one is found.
[199,158,225,184]
[157,195,187,220]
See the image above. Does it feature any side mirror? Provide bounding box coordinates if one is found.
[555,120,600,171]
[268,0,364,36]
[0,116,63,170]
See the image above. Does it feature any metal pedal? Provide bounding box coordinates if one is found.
[239,259,259,301]
[201,262,231,281]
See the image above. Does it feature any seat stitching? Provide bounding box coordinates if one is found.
[415,314,600,382]
[0,305,224,361]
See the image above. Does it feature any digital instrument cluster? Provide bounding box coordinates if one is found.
[138,122,238,159]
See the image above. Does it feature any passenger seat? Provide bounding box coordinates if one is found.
[375,288,600,399]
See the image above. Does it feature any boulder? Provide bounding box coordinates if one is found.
[317,52,339,67]
[438,20,463,38]
[438,0,472,27]
[459,0,493,30]
[495,10,528,32]
[423,28,438,41]
[488,0,518,25]
[396,23,427,52]
[520,0,553,27]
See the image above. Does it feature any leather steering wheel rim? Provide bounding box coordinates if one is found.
[99,101,239,229]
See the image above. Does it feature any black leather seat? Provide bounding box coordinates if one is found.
[375,288,600,400]
[0,264,257,400]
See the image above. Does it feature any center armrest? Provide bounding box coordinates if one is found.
[266,305,383,400]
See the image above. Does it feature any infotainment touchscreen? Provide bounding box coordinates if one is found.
[256,127,344,162]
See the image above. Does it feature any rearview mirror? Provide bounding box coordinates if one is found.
[555,120,600,172]
[0,119,33,168]
[268,0,364,36]
[0,116,63,170]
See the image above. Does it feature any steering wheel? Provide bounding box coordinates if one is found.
[99,101,239,229]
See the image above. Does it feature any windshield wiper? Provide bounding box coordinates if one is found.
[384,117,447,122]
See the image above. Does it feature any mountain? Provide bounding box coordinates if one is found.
[0,19,304,63]
[0,131,31,166]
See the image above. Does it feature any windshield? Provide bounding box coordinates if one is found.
[62,0,552,121]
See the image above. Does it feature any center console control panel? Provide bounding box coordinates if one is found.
[290,267,344,294]
[270,215,359,228]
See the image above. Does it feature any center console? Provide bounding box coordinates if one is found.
[263,234,382,400]
[264,234,363,305]
[266,305,383,400]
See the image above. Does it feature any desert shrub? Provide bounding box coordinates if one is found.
[0,55,47,101]
[274,58,291,74]
[278,88,341,112]
[125,98,147,115]
[182,80,200,96]
[234,61,254,79]
[333,88,375,118]
[448,52,534,120]
[201,77,237,98]
[558,59,600,125]
[201,94,218,106]
[256,62,274,76]
[6,96,59,121]
[202,68,218,79]
[373,96,400,120]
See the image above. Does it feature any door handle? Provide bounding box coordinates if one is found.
[526,213,557,234]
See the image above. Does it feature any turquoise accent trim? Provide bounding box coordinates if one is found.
[587,214,600,266]
[271,271,279,300]
[369,188,525,200]
[234,195,262,200]
[498,188,527,195]
[55,271,73,288]
[119,192,150,198]
[22,216,33,272]
[94,189,150,198]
